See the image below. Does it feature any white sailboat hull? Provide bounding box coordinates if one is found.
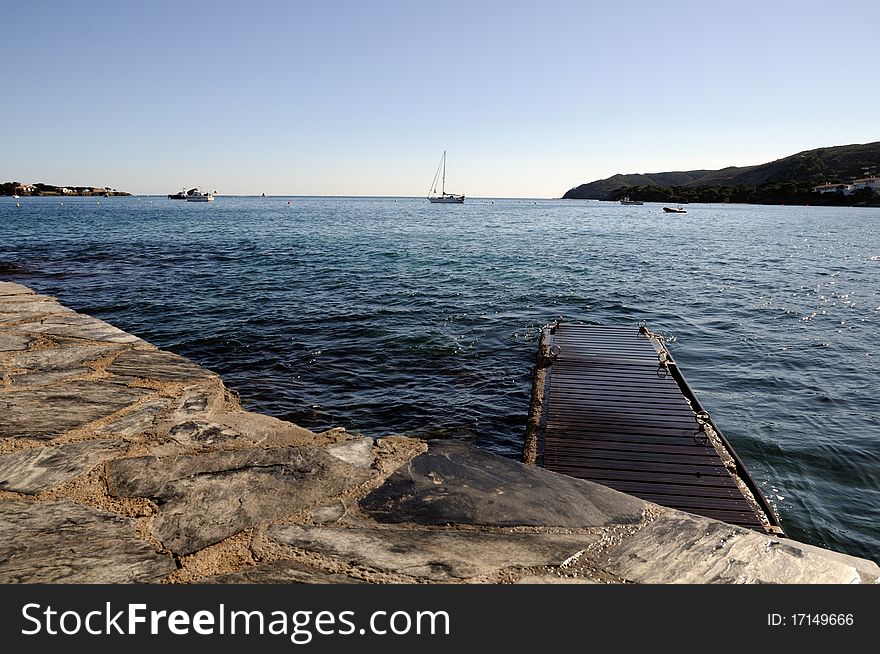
[427,151,464,203]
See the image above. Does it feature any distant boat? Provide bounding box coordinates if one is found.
[427,151,464,203]
[12,194,19,199]
[184,189,215,202]
[620,196,643,205]
[168,187,197,199]
[169,187,214,201]
[663,206,687,213]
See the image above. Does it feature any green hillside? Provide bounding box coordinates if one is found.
[563,142,880,205]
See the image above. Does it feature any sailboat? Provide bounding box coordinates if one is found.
[427,151,464,203]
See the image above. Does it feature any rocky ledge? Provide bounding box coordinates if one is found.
[0,281,877,584]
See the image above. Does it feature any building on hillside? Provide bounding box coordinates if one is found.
[812,182,853,195]
[851,177,880,193]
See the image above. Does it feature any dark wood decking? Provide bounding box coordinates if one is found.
[527,323,783,534]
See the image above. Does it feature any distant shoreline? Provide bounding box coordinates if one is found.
[1,181,129,197]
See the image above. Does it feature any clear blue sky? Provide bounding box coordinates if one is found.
[3,0,877,197]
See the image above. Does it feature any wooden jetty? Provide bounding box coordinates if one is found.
[523,322,784,534]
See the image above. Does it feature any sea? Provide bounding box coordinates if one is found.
[2,195,878,564]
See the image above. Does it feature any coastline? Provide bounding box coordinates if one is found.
[1,280,877,584]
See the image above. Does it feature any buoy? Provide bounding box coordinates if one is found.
[60,202,63,206]
[16,202,20,207]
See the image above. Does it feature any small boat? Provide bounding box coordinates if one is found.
[427,151,464,203]
[168,187,197,200]
[184,189,214,202]
[12,194,19,199]
[619,196,643,205]
[663,206,687,213]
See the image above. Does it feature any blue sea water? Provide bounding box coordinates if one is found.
[2,195,879,563]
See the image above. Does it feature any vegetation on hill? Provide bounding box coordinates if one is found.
[563,142,880,205]
[1,182,130,196]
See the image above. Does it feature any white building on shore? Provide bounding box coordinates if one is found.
[811,182,853,194]
[851,177,880,193]
[812,176,880,195]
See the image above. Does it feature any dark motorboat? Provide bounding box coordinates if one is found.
[168,187,200,200]
[663,206,687,213]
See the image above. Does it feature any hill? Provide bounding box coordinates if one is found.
[563,142,880,205]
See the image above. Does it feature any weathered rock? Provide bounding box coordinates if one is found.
[0,439,127,493]
[108,447,372,555]
[9,344,120,371]
[14,313,144,343]
[268,524,600,581]
[167,419,241,446]
[0,381,153,440]
[0,282,34,296]
[602,512,880,584]
[0,500,175,583]
[361,440,646,528]
[98,398,174,436]
[0,300,73,317]
[786,540,880,583]
[173,387,212,417]
[0,293,58,304]
[204,560,365,584]
[310,500,347,524]
[0,311,64,325]
[10,368,89,386]
[15,313,143,343]
[0,333,34,351]
[326,437,375,469]
[218,411,320,447]
[514,574,597,584]
[107,348,216,382]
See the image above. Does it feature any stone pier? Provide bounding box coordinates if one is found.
[0,281,877,584]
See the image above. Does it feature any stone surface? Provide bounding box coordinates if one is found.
[0,283,29,296]
[361,440,646,528]
[786,540,880,582]
[0,300,73,316]
[514,574,597,584]
[218,411,320,447]
[14,313,143,343]
[310,501,347,524]
[0,293,58,304]
[98,398,174,436]
[9,344,119,371]
[0,381,153,440]
[205,560,365,584]
[0,333,33,351]
[10,368,89,386]
[107,348,216,382]
[167,420,240,446]
[0,282,34,296]
[268,524,600,581]
[0,311,63,325]
[602,512,879,584]
[0,500,175,583]
[0,439,127,493]
[108,447,372,555]
[326,437,375,469]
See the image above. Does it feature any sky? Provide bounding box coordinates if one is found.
[2,0,878,198]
